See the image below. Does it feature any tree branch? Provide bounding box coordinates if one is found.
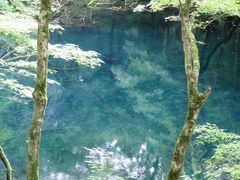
[198,86,212,105]
[0,146,12,180]
[3,53,36,62]
[1,49,16,60]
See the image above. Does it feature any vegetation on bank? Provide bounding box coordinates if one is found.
[1,0,239,15]
[193,124,240,179]
[68,124,240,179]
[1,0,239,26]
[150,0,239,16]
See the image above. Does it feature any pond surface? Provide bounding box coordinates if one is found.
[0,13,239,179]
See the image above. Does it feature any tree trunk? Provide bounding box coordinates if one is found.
[0,146,12,180]
[27,0,52,180]
[167,1,211,179]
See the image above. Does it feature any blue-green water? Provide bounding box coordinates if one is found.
[0,14,240,179]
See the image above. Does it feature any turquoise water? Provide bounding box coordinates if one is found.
[0,14,239,179]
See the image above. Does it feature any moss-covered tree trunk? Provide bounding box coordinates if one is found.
[27,0,52,180]
[0,146,12,180]
[167,0,211,179]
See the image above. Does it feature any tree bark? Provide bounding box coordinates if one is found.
[0,146,12,180]
[27,0,52,180]
[167,1,211,179]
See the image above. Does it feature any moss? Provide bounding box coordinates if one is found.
[43,11,52,21]
[191,46,199,64]
[179,0,192,17]
[32,160,39,180]
[42,24,49,38]
[28,127,35,140]
[34,82,46,94]
[41,0,51,10]
[27,156,39,180]
[189,30,200,70]
[33,82,47,104]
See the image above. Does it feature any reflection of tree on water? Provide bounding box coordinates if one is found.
[200,19,240,74]
[110,27,186,174]
[0,13,239,179]
[43,140,164,180]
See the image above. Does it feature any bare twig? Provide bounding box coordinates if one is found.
[4,53,36,62]
[1,50,16,60]
[203,15,224,29]
[52,0,72,17]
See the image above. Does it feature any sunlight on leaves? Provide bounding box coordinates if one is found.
[194,123,240,179]
[49,43,104,68]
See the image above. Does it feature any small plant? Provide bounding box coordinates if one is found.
[193,123,240,180]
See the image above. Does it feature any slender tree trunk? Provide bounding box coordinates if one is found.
[0,146,12,180]
[27,0,52,180]
[167,1,211,179]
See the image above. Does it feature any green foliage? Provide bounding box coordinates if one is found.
[149,0,240,17]
[87,0,142,8]
[204,142,240,179]
[0,78,33,98]
[199,0,240,17]
[0,0,37,13]
[0,13,35,48]
[195,123,240,144]
[6,60,37,70]
[49,44,103,68]
[149,0,179,11]
[0,29,31,46]
[0,0,13,11]
[0,9,103,101]
[194,123,240,180]
[145,0,240,31]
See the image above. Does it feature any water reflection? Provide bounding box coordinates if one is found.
[0,14,239,179]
